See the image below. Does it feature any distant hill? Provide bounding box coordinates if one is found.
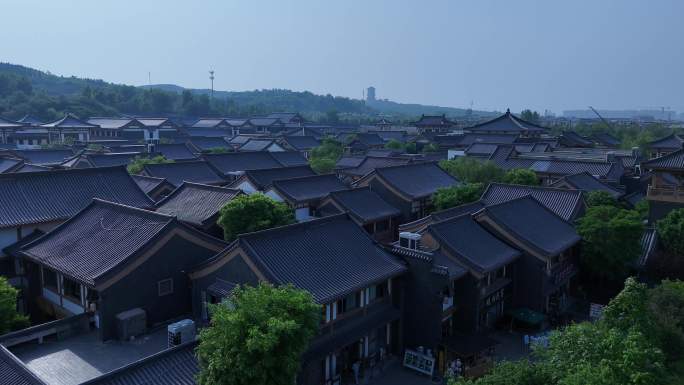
[0,62,491,122]
[366,98,495,118]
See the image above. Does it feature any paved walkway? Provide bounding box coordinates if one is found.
[357,359,442,385]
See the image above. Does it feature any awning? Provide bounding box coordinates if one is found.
[441,333,500,357]
[508,307,546,325]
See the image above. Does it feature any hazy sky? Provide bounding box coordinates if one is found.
[3,0,683,113]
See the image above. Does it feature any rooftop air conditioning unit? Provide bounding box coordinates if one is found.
[399,232,421,250]
[115,308,147,341]
[168,319,196,348]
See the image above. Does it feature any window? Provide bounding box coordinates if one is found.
[62,277,81,302]
[157,278,173,296]
[337,291,361,314]
[43,268,58,291]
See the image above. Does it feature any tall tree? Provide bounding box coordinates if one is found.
[439,157,505,185]
[217,193,294,241]
[576,206,644,281]
[197,283,320,385]
[126,155,174,174]
[433,183,484,211]
[657,209,684,257]
[502,169,538,186]
[0,277,29,334]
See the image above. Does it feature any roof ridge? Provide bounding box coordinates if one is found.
[0,164,127,179]
[239,213,348,241]
[486,182,582,194]
[80,341,198,384]
[92,198,175,221]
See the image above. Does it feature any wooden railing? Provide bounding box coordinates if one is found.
[647,185,684,203]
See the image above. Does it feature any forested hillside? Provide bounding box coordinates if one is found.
[0,63,370,121]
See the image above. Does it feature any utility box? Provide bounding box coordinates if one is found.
[115,308,147,341]
[168,319,196,347]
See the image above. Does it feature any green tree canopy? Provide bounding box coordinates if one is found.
[0,277,29,334]
[126,155,174,174]
[502,169,538,186]
[384,139,404,150]
[309,138,343,174]
[576,205,644,281]
[439,157,505,185]
[657,208,684,256]
[520,109,541,123]
[433,183,484,211]
[585,190,619,207]
[197,283,320,385]
[208,147,230,154]
[452,277,677,385]
[217,193,294,241]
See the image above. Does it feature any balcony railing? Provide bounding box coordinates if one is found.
[648,185,684,203]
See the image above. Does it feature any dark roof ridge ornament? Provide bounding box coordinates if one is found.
[506,108,511,114]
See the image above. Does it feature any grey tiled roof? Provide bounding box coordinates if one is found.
[0,157,22,173]
[431,201,486,222]
[190,118,228,128]
[82,342,198,385]
[642,149,684,171]
[143,161,226,187]
[86,117,135,129]
[269,151,309,167]
[271,174,349,204]
[0,116,27,128]
[339,156,411,177]
[465,143,499,157]
[239,139,278,152]
[475,196,580,258]
[553,172,623,198]
[354,133,385,146]
[131,174,171,195]
[239,165,315,190]
[467,110,547,133]
[458,133,518,146]
[22,200,175,286]
[328,187,400,223]
[487,146,622,180]
[372,162,460,199]
[41,113,98,129]
[156,183,242,227]
[648,134,683,150]
[335,156,365,169]
[414,114,455,127]
[154,144,197,161]
[13,149,74,165]
[203,152,283,174]
[17,115,44,126]
[481,183,584,221]
[0,166,153,228]
[187,137,230,151]
[85,153,140,168]
[0,345,45,385]
[560,131,593,147]
[136,118,175,128]
[207,279,236,299]
[429,214,520,273]
[237,215,407,303]
[593,132,620,147]
[14,164,51,173]
[281,135,320,151]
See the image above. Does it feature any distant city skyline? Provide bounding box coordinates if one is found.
[3,0,683,115]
